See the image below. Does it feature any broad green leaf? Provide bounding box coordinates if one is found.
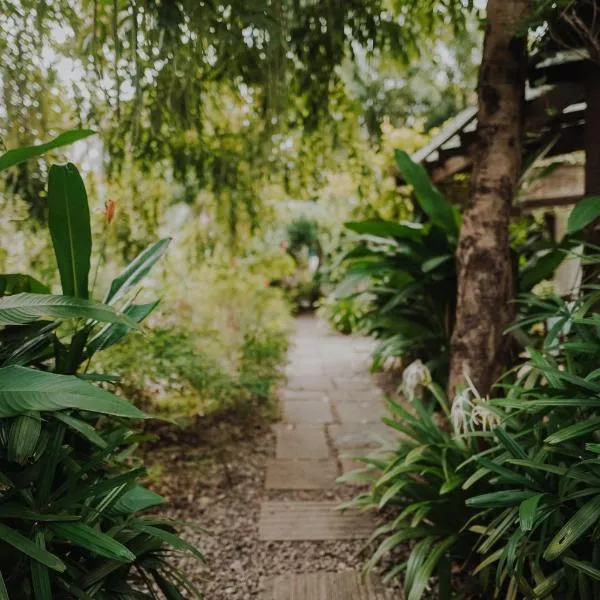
[7,412,41,464]
[344,219,423,241]
[110,485,166,514]
[31,531,52,599]
[0,130,95,172]
[48,163,91,299]
[519,493,544,532]
[0,366,149,419]
[0,523,65,572]
[395,150,459,236]
[544,496,600,560]
[568,196,600,234]
[49,522,135,562]
[86,301,159,357]
[52,412,107,448]
[105,239,171,304]
[519,245,570,292]
[0,293,137,327]
[0,274,50,296]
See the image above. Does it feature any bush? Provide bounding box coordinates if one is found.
[345,361,491,600]
[0,134,203,598]
[354,276,600,599]
[328,150,577,385]
[96,266,291,421]
[464,285,600,599]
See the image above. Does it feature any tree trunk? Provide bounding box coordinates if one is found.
[448,0,529,398]
[583,65,600,283]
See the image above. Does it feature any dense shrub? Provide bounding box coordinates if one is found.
[354,270,600,599]
[96,269,291,420]
[0,134,203,598]
[326,150,576,385]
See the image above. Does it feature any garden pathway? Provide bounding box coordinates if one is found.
[258,315,397,600]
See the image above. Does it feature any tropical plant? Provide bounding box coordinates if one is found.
[331,150,580,384]
[343,360,492,600]
[0,134,204,598]
[463,275,600,599]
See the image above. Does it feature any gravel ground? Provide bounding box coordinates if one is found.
[143,420,405,599]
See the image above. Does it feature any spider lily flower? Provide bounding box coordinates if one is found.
[470,401,501,431]
[451,388,474,436]
[402,359,432,401]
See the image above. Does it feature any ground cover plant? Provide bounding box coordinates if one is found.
[0,135,204,598]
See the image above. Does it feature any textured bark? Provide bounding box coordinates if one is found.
[583,66,600,282]
[448,0,529,398]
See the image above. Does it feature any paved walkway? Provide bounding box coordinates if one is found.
[258,315,397,600]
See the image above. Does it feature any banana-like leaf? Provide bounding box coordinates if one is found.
[544,496,600,561]
[395,150,460,237]
[0,274,50,296]
[0,293,137,327]
[0,366,149,419]
[49,522,135,562]
[86,301,159,357]
[0,130,95,172]
[105,239,171,304]
[0,523,65,572]
[48,163,92,299]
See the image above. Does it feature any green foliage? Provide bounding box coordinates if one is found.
[327,151,578,384]
[97,267,291,421]
[465,284,600,599]
[346,366,485,600]
[0,136,203,598]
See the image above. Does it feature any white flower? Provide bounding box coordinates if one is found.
[451,388,474,436]
[470,402,501,431]
[402,359,432,401]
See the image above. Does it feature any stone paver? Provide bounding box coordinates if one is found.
[281,389,329,402]
[286,374,334,392]
[259,572,395,600]
[273,424,330,459]
[337,401,387,424]
[282,399,333,423]
[332,376,374,391]
[327,389,384,403]
[259,502,375,540]
[329,423,395,450]
[266,459,339,490]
